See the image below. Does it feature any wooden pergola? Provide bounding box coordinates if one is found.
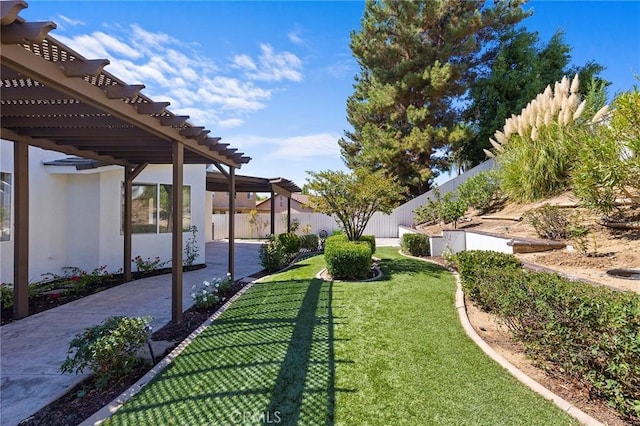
[206,172,301,277]
[0,1,250,322]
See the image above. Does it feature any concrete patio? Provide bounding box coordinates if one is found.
[0,240,264,426]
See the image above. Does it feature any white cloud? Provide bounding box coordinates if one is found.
[57,15,85,27]
[54,23,303,131]
[218,118,244,128]
[224,133,341,160]
[93,32,141,59]
[232,54,257,71]
[287,29,305,45]
[243,44,303,82]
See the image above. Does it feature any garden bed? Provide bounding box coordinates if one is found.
[1,264,206,325]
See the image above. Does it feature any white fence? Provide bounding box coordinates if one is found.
[211,159,496,239]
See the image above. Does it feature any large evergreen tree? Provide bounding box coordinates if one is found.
[339,0,528,198]
[458,28,607,167]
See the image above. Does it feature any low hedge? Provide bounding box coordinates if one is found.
[299,234,319,251]
[400,233,430,257]
[324,235,372,280]
[358,235,376,254]
[276,232,301,255]
[456,250,640,421]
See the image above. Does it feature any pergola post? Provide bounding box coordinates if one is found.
[287,197,292,233]
[270,190,275,235]
[228,166,235,282]
[123,163,147,282]
[171,142,184,323]
[13,142,29,319]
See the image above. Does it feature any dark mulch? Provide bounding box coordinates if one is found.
[1,264,206,325]
[17,275,258,426]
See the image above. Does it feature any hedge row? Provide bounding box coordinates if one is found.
[324,235,372,280]
[456,250,640,421]
[400,233,430,257]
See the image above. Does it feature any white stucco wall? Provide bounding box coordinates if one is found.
[1,143,70,283]
[465,231,513,254]
[0,139,207,283]
[440,230,467,254]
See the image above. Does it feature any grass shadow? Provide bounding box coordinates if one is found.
[109,276,346,425]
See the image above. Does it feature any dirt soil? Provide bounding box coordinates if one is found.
[419,192,640,293]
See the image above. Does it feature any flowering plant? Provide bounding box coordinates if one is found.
[191,273,232,310]
[133,256,168,273]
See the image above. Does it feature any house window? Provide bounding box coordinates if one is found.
[247,192,252,199]
[131,183,157,234]
[0,172,11,242]
[159,184,191,233]
[124,183,191,234]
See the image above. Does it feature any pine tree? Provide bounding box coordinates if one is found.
[339,0,528,198]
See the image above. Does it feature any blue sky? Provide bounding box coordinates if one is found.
[23,1,640,188]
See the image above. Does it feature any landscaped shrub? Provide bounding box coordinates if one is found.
[457,251,640,421]
[276,232,302,255]
[324,236,372,280]
[191,274,232,309]
[572,87,640,216]
[259,238,288,273]
[486,75,610,202]
[401,233,430,257]
[455,250,521,302]
[456,171,501,214]
[299,234,319,251]
[523,204,570,240]
[358,235,376,255]
[414,187,467,227]
[60,316,151,388]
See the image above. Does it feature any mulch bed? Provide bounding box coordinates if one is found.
[1,264,206,325]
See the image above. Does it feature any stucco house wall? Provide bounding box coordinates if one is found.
[0,140,206,284]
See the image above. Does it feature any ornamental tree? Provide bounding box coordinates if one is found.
[305,168,406,241]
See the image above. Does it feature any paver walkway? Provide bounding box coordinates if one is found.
[0,241,263,426]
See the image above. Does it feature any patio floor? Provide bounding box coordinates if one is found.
[0,241,263,426]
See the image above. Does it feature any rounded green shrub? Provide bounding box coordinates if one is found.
[401,233,430,257]
[60,316,150,388]
[324,236,372,280]
[259,239,287,272]
[358,235,376,254]
[276,232,301,255]
[299,234,319,251]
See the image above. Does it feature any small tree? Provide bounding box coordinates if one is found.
[306,168,406,241]
[248,209,268,238]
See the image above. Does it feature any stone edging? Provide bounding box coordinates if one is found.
[80,276,263,426]
[397,250,603,426]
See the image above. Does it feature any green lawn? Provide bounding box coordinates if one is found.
[106,247,575,425]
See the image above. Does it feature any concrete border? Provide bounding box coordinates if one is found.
[80,276,264,426]
[398,250,603,426]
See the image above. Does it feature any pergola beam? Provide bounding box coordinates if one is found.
[0,43,241,167]
[1,128,134,167]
